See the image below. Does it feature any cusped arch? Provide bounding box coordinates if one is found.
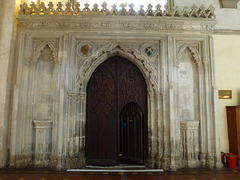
[75,43,158,94]
[34,41,57,63]
[178,44,200,63]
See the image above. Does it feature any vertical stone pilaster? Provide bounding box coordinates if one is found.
[65,91,84,169]
[208,36,222,168]
[148,93,155,168]
[0,0,16,168]
[79,91,86,167]
[197,60,207,167]
[168,36,177,171]
[203,60,214,168]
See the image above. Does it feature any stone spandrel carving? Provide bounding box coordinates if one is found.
[75,41,159,93]
[77,41,159,62]
[18,2,216,19]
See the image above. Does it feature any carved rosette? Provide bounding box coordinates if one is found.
[77,42,93,58]
[180,120,200,168]
[33,120,53,167]
[141,43,158,61]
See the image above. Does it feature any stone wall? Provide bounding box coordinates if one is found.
[0,1,223,170]
[0,1,225,170]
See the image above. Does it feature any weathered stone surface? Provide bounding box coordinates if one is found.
[0,0,16,168]
[0,1,223,171]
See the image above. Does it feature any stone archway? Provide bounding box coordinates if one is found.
[86,56,148,166]
[10,2,223,170]
[73,44,160,168]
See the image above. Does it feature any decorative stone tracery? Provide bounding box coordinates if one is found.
[75,42,159,93]
[8,2,222,171]
[18,2,216,18]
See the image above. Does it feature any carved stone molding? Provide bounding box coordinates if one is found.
[17,17,216,34]
[33,120,52,129]
[180,120,199,130]
[17,2,216,33]
[67,91,81,100]
[75,42,159,93]
[18,2,216,19]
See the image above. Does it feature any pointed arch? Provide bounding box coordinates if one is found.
[75,42,159,94]
[177,44,200,63]
[34,42,58,64]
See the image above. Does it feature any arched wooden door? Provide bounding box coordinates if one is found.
[120,102,144,164]
[86,56,147,166]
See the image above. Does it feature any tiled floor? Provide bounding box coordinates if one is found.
[0,167,240,180]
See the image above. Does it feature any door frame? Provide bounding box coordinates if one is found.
[76,47,159,168]
[85,56,148,166]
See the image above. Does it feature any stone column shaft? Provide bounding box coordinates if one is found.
[0,0,16,168]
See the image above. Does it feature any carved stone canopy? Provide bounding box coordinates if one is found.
[19,2,216,18]
[17,2,216,34]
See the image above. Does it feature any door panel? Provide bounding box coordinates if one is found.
[86,63,118,165]
[86,56,147,166]
[120,102,144,164]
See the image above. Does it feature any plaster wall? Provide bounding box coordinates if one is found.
[214,35,240,153]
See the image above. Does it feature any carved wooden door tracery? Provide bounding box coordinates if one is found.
[86,56,147,166]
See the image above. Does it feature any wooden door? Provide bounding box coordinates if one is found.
[120,102,144,164]
[86,56,147,166]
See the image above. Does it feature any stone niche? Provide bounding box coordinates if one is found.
[8,2,222,170]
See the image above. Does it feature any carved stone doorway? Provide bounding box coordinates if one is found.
[86,56,147,166]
